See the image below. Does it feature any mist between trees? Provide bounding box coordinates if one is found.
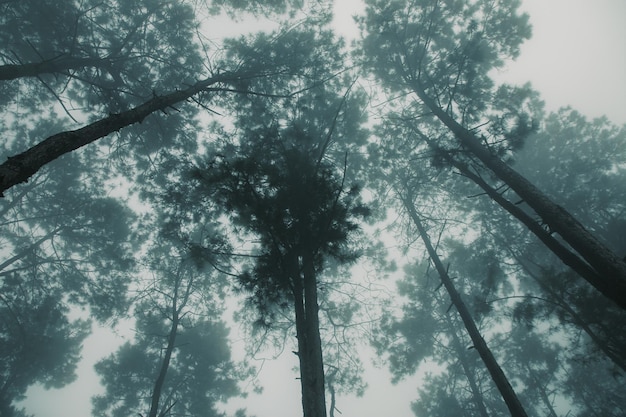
[1,1,625,417]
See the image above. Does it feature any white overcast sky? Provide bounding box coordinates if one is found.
[497,0,626,125]
[21,1,626,417]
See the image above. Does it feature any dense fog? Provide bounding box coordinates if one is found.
[1,1,625,417]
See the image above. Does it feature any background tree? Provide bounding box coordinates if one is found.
[363,63,625,413]
[187,24,371,416]
[368,103,626,415]
[0,143,135,413]
[401,191,528,417]
[92,235,247,417]
[0,0,335,195]
[469,108,626,412]
[357,0,626,308]
[0,291,90,417]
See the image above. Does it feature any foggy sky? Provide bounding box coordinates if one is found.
[19,1,626,416]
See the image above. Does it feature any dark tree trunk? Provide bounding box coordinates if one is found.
[0,71,245,196]
[0,56,113,80]
[436,148,626,371]
[293,270,312,415]
[302,255,326,417]
[148,283,180,417]
[401,193,529,417]
[292,253,327,417]
[410,80,626,310]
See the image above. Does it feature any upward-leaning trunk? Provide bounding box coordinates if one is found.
[410,80,626,310]
[0,71,251,196]
[401,192,529,417]
[0,56,115,81]
[446,315,491,417]
[512,254,626,373]
[148,282,182,417]
[147,267,192,417]
[148,307,179,417]
[292,253,327,417]
[416,132,606,299]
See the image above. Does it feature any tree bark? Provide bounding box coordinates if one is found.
[0,71,243,196]
[292,253,327,417]
[410,80,626,310]
[401,192,529,417]
[0,56,113,80]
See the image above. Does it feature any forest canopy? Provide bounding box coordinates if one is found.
[1,1,625,417]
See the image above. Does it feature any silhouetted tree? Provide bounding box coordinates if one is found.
[400,189,529,417]
[358,0,626,308]
[192,30,369,412]
[93,239,246,417]
[0,148,134,411]
[0,1,336,195]
[197,126,368,417]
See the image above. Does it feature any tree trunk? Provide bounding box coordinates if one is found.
[148,286,180,417]
[0,56,112,80]
[401,192,529,417]
[0,71,244,196]
[433,146,626,371]
[292,253,327,417]
[147,307,179,417]
[447,315,491,417]
[147,267,192,417]
[302,255,327,417]
[410,80,626,310]
[293,269,312,416]
[513,255,626,373]
[418,134,607,301]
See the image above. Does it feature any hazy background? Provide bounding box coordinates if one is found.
[20,1,626,416]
